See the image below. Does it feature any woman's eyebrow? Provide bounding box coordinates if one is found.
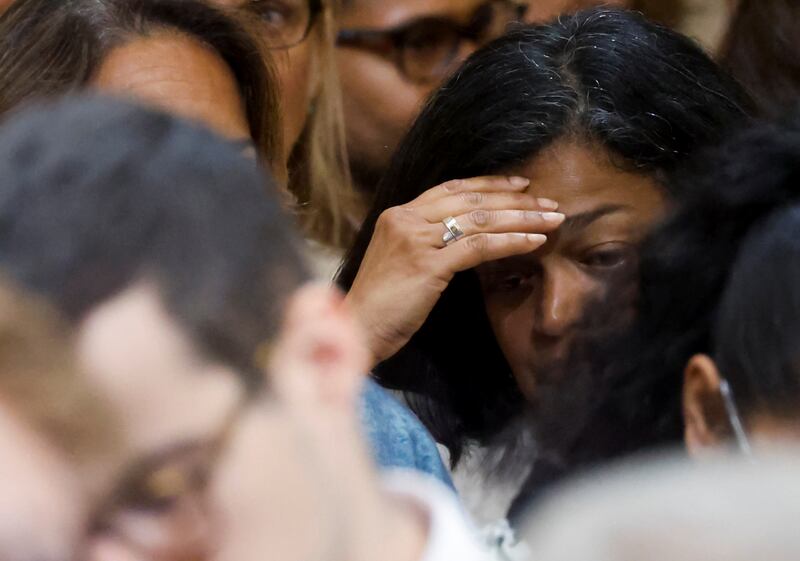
[561,204,630,233]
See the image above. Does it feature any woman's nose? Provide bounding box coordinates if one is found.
[534,266,585,338]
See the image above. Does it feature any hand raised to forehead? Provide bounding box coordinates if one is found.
[345,175,563,367]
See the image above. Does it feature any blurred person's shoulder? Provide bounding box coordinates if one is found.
[382,470,495,561]
[361,380,454,488]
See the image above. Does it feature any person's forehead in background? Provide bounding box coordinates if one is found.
[340,0,490,26]
[525,0,631,23]
[91,30,252,145]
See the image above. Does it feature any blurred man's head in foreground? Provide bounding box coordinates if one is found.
[0,96,377,561]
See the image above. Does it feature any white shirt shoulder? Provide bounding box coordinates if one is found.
[381,471,496,561]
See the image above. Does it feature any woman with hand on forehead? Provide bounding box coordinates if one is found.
[339,8,751,522]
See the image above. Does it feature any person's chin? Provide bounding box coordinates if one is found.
[521,349,569,398]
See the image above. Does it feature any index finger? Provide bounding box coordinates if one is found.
[411,176,532,206]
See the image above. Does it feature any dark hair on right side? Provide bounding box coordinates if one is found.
[713,204,800,420]
[720,0,800,119]
[509,107,800,521]
[0,95,308,388]
[0,0,280,165]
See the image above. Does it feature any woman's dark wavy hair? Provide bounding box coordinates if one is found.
[338,8,752,463]
[509,107,800,521]
[0,0,280,165]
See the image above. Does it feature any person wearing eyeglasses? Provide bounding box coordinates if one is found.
[0,96,492,561]
[335,0,528,195]
[0,0,280,168]
[215,0,364,252]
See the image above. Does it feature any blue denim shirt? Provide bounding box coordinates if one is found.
[360,379,454,489]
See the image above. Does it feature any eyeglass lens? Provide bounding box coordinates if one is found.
[250,0,314,49]
[402,20,463,83]
[469,1,523,43]
[401,0,525,82]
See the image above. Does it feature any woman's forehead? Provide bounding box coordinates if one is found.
[512,140,666,215]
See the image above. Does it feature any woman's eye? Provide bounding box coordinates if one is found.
[492,273,532,292]
[252,0,292,27]
[580,245,631,269]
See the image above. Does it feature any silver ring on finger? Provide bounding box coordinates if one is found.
[442,216,465,247]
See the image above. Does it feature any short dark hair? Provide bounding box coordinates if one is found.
[509,106,800,520]
[0,95,308,387]
[338,8,752,463]
[715,205,800,419]
[0,0,280,165]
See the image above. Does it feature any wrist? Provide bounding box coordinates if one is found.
[343,291,390,368]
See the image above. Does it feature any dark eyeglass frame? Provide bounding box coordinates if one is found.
[336,0,528,83]
[250,0,325,50]
[86,338,277,546]
[88,406,244,534]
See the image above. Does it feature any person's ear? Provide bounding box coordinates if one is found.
[269,283,369,413]
[683,354,728,457]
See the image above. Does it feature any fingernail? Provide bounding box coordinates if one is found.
[527,234,547,244]
[537,198,559,210]
[542,212,565,224]
[510,176,530,188]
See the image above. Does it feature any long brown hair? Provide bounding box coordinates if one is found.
[720,0,800,118]
[0,0,281,166]
[228,0,360,248]
[285,0,361,249]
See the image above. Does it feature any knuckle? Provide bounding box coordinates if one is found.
[523,195,543,209]
[441,179,464,193]
[505,193,532,207]
[376,208,394,227]
[461,191,483,206]
[466,233,490,256]
[378,207,408,232]
[470,209,493,227]
[506,192,526,205]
